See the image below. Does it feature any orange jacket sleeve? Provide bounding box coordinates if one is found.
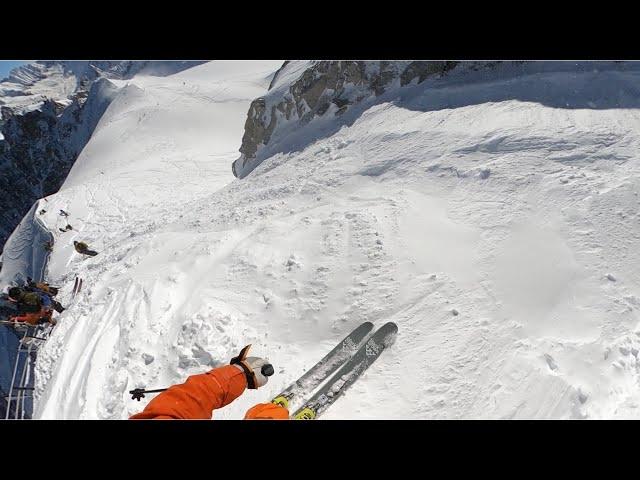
[130,365,247,419]
[10,311,44,326]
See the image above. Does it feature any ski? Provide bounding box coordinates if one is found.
[292,321,398,420]
[23,334,47,341]
[72,277,78,298]
[72,277,82,299]
[271,321,374,411]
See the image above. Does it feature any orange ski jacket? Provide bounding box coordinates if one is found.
[130,365,289,420]
[10,308,52,326]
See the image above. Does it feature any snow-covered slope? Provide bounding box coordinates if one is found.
[33,61,640,419]
[0,61,206,250]
[232,60,460,178]
[33,60,285,418]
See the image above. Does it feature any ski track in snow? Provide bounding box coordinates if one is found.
[31,62,640,419]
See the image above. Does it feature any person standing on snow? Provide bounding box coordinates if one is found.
[130,345,289,420]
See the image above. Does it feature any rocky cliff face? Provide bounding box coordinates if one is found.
[232,61,468,178]
[0,61,205,115]
[0,78,119,248]
[0,61,205,251]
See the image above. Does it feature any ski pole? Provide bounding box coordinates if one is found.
[24,335,47,341]
[129,388,168,401]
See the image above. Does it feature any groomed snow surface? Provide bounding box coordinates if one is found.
[32,61,640,419]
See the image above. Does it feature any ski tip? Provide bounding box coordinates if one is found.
[378,322,399,346]
[375,321,398,332]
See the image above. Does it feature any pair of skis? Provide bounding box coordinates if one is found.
[272,321,398,420]
[72,277,83,299]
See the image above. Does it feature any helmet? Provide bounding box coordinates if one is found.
[8,287,22,300]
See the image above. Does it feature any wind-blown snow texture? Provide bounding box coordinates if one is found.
[31,60,640,419]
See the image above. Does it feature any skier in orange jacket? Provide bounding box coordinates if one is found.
[130,345,289,420]
[8,309,55,326]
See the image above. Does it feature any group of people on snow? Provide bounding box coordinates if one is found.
[1,205,98,330]
[3,206,288,419]
[2,279,65,327]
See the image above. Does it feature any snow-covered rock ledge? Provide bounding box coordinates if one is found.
[231,60,640,179]
[232,61,470,178]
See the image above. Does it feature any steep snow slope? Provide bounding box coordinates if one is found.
[34,62,640,419]
[33,60,285,418]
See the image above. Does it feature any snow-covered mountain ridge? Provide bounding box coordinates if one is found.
[0,61,204,250]
[233,61,640,179]
[234,61,462,177]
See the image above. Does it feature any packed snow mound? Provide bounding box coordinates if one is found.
[0,200,52,288]
[33,61,640,419]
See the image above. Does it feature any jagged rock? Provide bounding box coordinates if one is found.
[233,61,488,179]
[400,61,459,86]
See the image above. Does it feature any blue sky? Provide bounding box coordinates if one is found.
[0,61,30,80]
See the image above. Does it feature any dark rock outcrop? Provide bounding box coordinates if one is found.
[0,78,119,248]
